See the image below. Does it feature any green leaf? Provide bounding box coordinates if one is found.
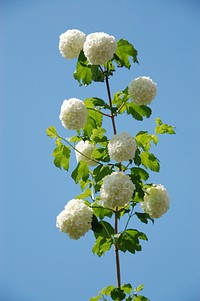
[74,51,92,86]
[155,122,176,135]
[71,161,89,183]
[111,288,126,301]
[114,39,138,69]
[126,103,152,121]
[90,65,105,82]
[83,100,103,137]
[134,284,144,293]
[140,151,160,172]
[135,212,154,224]
[134,296,150,301]
[52,141,70,171]
[130,167,149,181]
[75,188,92,199]
[135,131,157,151]
[92,203,113,219]
[101,285,116,296]
[121,284,132,295]
[118,229,148,254]
[92,236,113,256]
[46,126,58,138]
[92,147,110,162]
[93,165,113,183]
[134,149,141,166]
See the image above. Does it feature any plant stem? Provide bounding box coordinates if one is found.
[105,68,121,290]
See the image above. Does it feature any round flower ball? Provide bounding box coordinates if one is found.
[59,29,86,59]
[59,98,88,130]
[75,140,97,166]
[56,199,93,240]
[83,32,117,65]
[140,184,170,218]
[99,172,135,209]
[108,132,137,162]
[128,76,157,105]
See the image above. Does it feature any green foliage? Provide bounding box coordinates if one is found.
[135,131,158,151]
[92,221,114,256]
[114,39,138,69]
[75,188,92,199]
[155,118,176,134]
[140,151,160,172]
[135,212,154,224]
[118,229,148,254]
[71,161,89,183]
[52,139,70,171]
[126,103,152,121]
[46,126,58,138]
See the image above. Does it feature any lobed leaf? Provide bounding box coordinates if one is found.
[135,212,154,224]
[140,151,160,172]
[75,188,92,199]
[74,51,92,86]
[118,229,147,254]
[135,131,158,151]
[52,141,70,171]
[126,103,152,121]
[46,126,58,138]
[114,39,138,69]
[71,161,89,183]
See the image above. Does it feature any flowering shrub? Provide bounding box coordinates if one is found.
[141,184,170,218]
[108,132,137,162]
[56,199,93,239]
[83,32,117,65]
[75,140,97,166]
[59,98,87,130]
[47,28,175,301]
[99,172,135,209]
[128,76,157,105]
[59,29,86,59]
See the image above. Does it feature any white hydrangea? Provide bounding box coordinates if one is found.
[56,199,93,240]
[83,32,117,65]
[75,140,97,166]
[59,98,88,130]
[99,172,135,209]
[59,29,86,59]
[108,132,137,162]
[128,76,157,105]
[140,184,170,218]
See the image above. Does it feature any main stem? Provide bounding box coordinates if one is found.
[105,73,121,289]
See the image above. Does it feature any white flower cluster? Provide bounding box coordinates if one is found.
[59,98,87,130]
[83,32,117,65]
[59,29,86,59]
[59,29,117,65]
[75,140,97,166]
[108,132,137,162]
[128,76,157,105]
[140,184,170,218]
[56,199,93,239]
[99,172,135,209]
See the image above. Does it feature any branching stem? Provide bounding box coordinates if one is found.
[104,65,121,290]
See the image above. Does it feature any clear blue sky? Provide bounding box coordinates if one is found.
[1,1,200,301]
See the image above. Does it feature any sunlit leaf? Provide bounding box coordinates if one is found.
[118,229,148,254]
[52,141,70,171]
[71,161,89,183]
[75,188,92,199]
[140,151,160,172]
[74,51,92,85]
[46,126,58,138]
[126,103,152,121]
[114,39,138,69]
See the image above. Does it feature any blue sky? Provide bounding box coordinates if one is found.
[1,0,200,301]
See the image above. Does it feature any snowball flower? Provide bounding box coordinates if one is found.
[56,199,93,240]
[59,29,86,59]
[99,172,135,209]
[140,184,170,218]
[128,76,157,105]
[83,32,117,65]
[59,98,88,130]
[75,140,97,166]
[108,132,137,162]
